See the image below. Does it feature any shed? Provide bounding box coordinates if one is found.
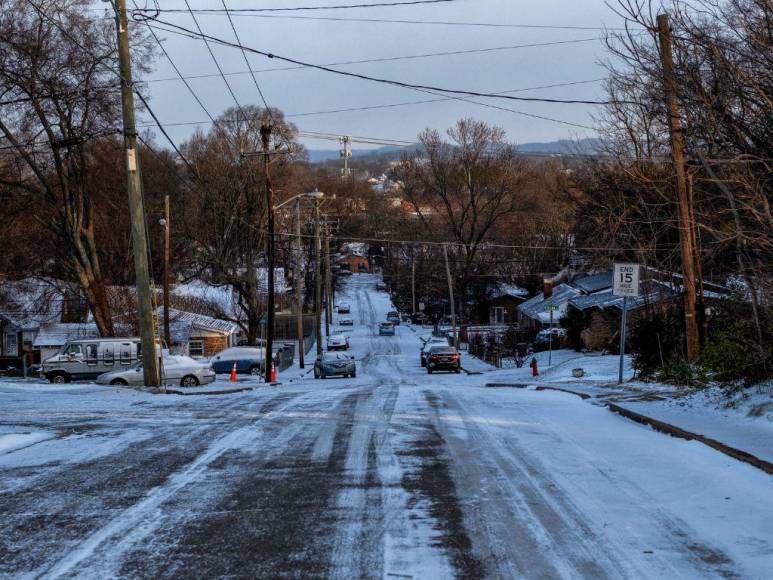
[485,283,528,325]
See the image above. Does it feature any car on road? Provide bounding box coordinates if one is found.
[337,303,351,314]
[326,333,349,351]
[210,346,266,376]
[376,282,387,291]
[420,336,449,367]
[378,322,395,336]
[96,355,215,387]
[339,317,354,326]
[426,345,461,374]
[314,352,356,379]
[386,311,400,325]
[535,328,566,346]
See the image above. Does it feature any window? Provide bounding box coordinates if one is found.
[188,340,204,358]
[494,307,505,325]
[5,334,17,356]
[85,344,98,365]
[120,344,133,365]
[103,344,114,366]
[66,343,83,356]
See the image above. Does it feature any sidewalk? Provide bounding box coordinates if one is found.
[470,349,773,470]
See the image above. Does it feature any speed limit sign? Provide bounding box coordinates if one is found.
[613,263,640,297]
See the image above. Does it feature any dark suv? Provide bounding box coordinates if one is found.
[386,311,400,325]
[426,345,461,374]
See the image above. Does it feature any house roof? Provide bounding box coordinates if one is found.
[569,281,679,312]
[517,283,580,322]
[157,307,239,344]
[572,271,613,293]
[0,278,71,331]
[488,283,528,300]
[33,323,100,347]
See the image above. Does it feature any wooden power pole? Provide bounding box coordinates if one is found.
[657,13,700,361]
[314,198,323,355]
[295,199,305,368]
[442,245,458,348]
[324,221,332,337]
[115,0,159,386]
[261,124,275,382]
[162,194,171,348]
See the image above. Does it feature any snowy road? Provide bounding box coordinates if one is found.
[1,275,771,579]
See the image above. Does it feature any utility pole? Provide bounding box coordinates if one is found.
[657,13,700,361]
[314,198,323,355]
[324,220,332,337]
[161,195,171,348]
[411,254,416,316]
[339,135,352,179]
[261,124,275,382]
[295,199,305,368]
[115,0,159,387]
[442,245,458,348]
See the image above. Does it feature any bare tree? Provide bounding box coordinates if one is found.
[180,106,301,344]
[0,0,152,335]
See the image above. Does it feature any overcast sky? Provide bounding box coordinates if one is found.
[126,0,632,151]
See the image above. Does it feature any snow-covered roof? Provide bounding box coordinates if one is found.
[517,283,580,321]
[33,322,100,347]
[488,283,528,300]
[0,278,72,331]
[157,307,239,344]
[569,281,678,312]
[572,272,613,293]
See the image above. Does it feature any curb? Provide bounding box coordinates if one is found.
[162,387,254,396]
[460,366,483,375]
[608,403,773,475]
[486,383,528,388]
[535,386,591,400]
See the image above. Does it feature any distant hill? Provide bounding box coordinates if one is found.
[307,138,602,163]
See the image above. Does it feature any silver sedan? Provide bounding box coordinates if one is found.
[96,355,216,387]
[314,352,356,379]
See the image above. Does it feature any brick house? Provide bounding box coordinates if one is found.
[484,283,528,325]
[158,307,240,358]
[335,254,370,273]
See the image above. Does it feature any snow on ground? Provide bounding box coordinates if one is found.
[0,274,771,578]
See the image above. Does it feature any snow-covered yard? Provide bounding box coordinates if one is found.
[1,275,771,578]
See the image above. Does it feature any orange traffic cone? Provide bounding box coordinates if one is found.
[230,362,238,382]
[269,364,276,383]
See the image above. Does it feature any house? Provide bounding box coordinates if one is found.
[158,307,240,358]
[517,283,581,331]
[484,283,528,324]
[0,278,84,366]
[33,322,101,362]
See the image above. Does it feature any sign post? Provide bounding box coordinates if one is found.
[544,304,559,367]
[613,263,640,384]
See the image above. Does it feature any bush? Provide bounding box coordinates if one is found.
[657,355,708,387]
[630,307,685,380]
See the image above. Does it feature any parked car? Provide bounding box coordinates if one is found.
[41,337,144,383]
[378,322,395,336]
[376,282,387,291]
[339,317,354,326]
[426,345,461,374]
[210,346,266,375]
[411,312,428,325]
[535,328,566,345]
[337,303,351,314]
[386,311,400,325]
[314,352,356,379]
[96,355,215,387]
[420,336,448,367]
[327,333,349,351]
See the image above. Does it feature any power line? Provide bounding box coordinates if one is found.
[141,12,631,31]
[141,38,603,84]
[136,17,627,106]
[135,0,463,12]
[182,0,244,114]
